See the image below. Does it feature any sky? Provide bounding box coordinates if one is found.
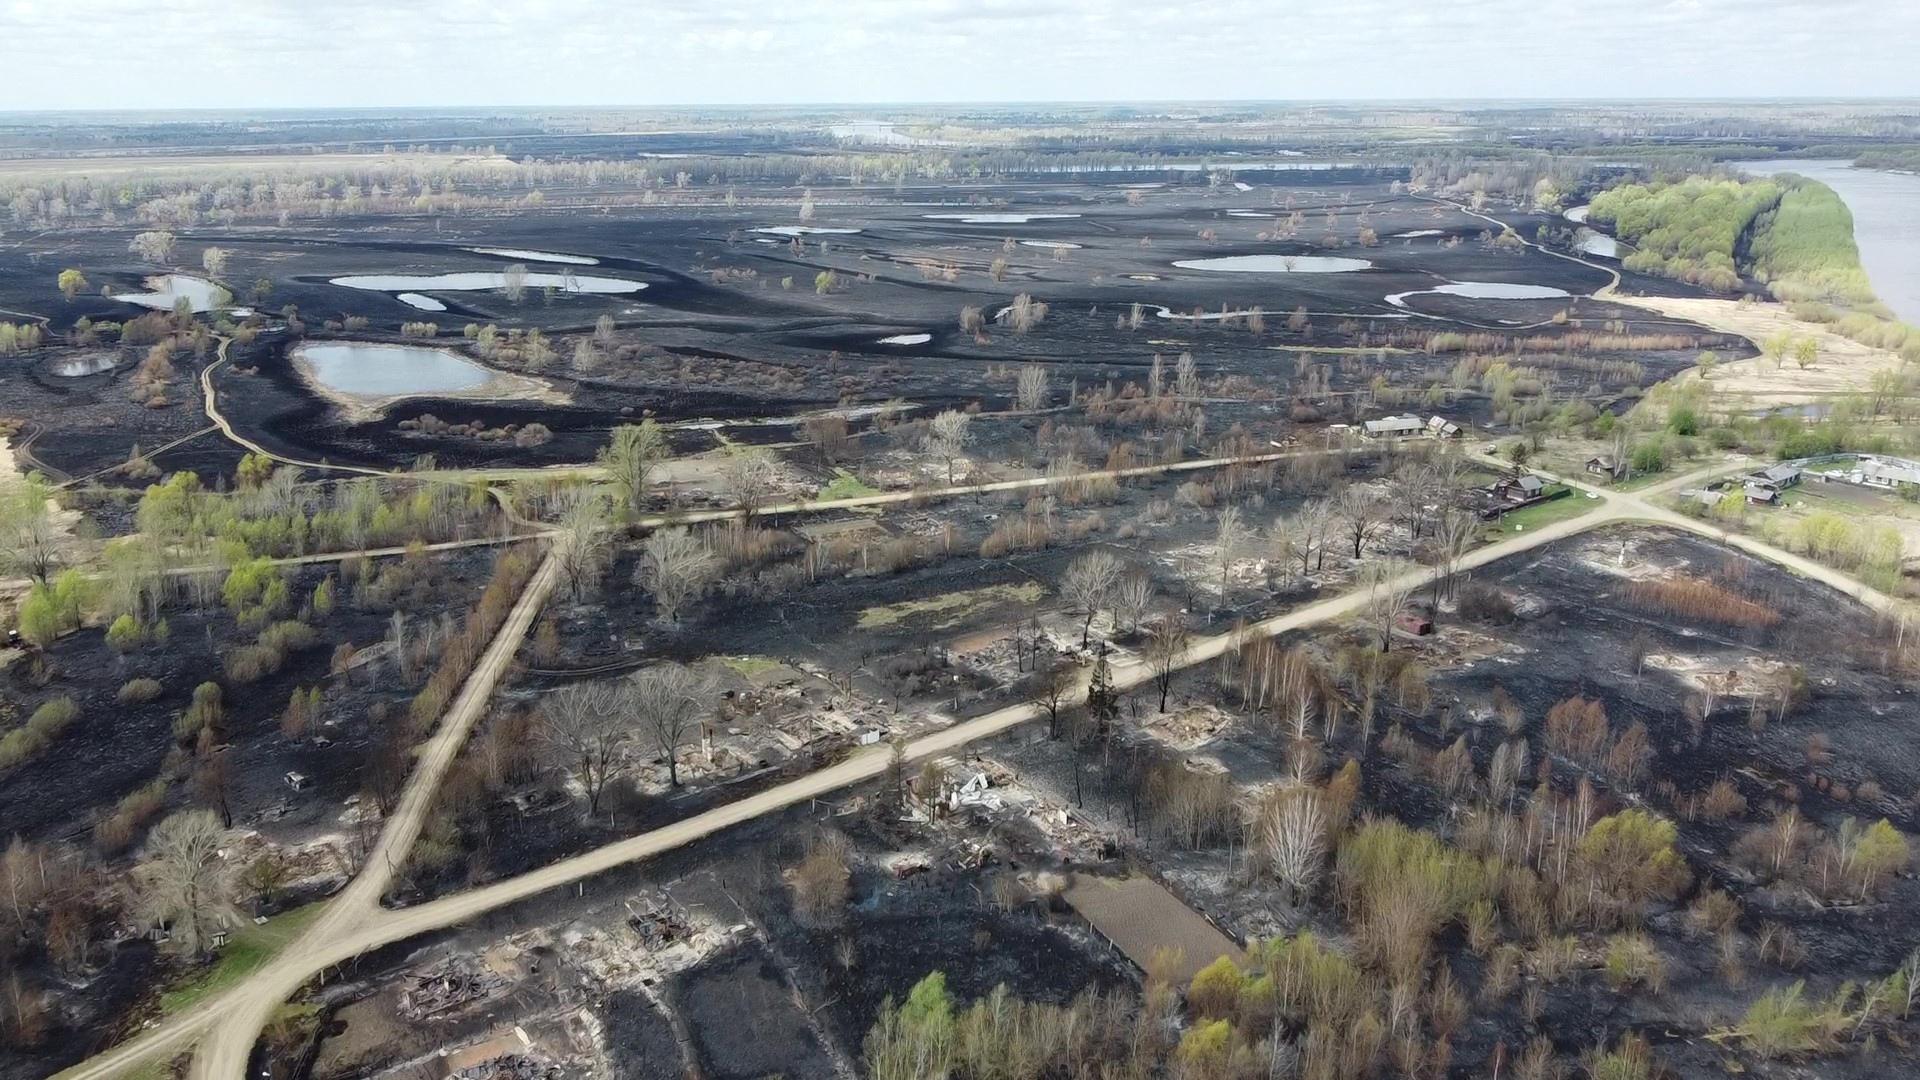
[3,0,1917,111]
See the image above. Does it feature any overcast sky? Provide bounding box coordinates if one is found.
[5,0,1916,111]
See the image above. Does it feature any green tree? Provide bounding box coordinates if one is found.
[596,420,668,515]
[57,269,88,301]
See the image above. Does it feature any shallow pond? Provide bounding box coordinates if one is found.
[923,213,1081,224]
[1172,254,1373,273]
[877,333,931,345]
[1020,240,1081,249]
[753,225,861,236]
[49,354,116,377]
[330,271,646,296]
[296,342,494,396]
[1574,229,1625,259]
[1394,229,1444,238]
[1387,281,1571,308]
[1430,282,1569,299]
[111,274,231,312]
[1563,205,1590,224]
[396,293,447,312]
[466,247,598,265]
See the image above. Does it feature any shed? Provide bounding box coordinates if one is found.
[1362,415,1425,439]
[1743,483,1780,505]
[1426,415,1462,438]
[1585,456,1616,476]
[1395,613,1434,636]
[284,771,310,791]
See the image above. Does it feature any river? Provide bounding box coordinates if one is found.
[1735,159,1920,323]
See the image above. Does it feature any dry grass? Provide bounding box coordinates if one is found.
[1622,575,1782,629]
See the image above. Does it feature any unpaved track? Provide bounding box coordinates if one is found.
[56,472,1901,1080]
[56,473,1903,1080]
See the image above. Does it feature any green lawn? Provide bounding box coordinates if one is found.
[157,902,326,1015]
[1482,487,1600,538]
[817,468,881,501]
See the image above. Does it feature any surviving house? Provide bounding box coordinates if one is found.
[1585,456,1617,477]
[1748,464,1802,492]
[1856,457,1920,489]
[1426,415,1462,439]
[1362,415,1426,440]
[1744,482,1781,506]
[1492,474,1547,503]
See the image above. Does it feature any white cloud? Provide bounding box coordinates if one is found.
[0,0,1914,109]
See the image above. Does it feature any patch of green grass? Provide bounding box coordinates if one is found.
[818,469,881,501]
[1483,488,1599,538]
[857,582,1047,630]
[157,902,325,1015]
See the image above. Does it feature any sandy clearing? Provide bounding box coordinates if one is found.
[1610,294,1904,405]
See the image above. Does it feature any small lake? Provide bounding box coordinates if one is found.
[111,274,231,312]
[1394,229,1444,238]
[1733,159,1920,323]
[1387,282,1571,308]
[466,247,598,265]
[1020,240,1081,249]
[330,271,646,296]
[924,213,1081,224]
[1575,229,1626,259]
[49,353,116,377]
[753,225,861,236]
[297,342,494,397]
[1431,282,1569,299]
[1173,255,1373,273]
[1563,205,1590,224]
[396,293,447,312]
[877,333,931,345]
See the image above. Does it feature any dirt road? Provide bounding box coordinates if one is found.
[56,468,1905,1080]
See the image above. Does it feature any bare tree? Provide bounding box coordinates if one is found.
[1001,293,1048,334]
[1388,461,1434,540]
[537,682,623,813]
[1436,510,1478,601]
[924,409,973,485]
[627,662,709,787]
[199,247,229,279]
[597,420,669,516]
[720,447,779,520]
[1148,353,1165,398]
[1364,559,1419,652]
[1175,351,1199,397]
[798,188,816,222]
[1144,615,1191,712]
[501,263,530,303]
[554,486,613,601]
[1061,549,1123,647]
[129,231,175,265]
[1111,571,1154,635]
[1272,497,1331,581]
[1214,506,1251,596]
[1029,658,1079,739]
[1337,485,1385,560]
[642,527,713,622]
[959,305,986,339]
[1015,364,1050,411]
[1253,787,1326,900]
[594,314,618,349]
[134,810,233,956]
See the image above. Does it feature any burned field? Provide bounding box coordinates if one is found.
[10,102,1918,1080]
[297,799,1135,1080]
[0,167,1738,486]
[972,525,1920,1079]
